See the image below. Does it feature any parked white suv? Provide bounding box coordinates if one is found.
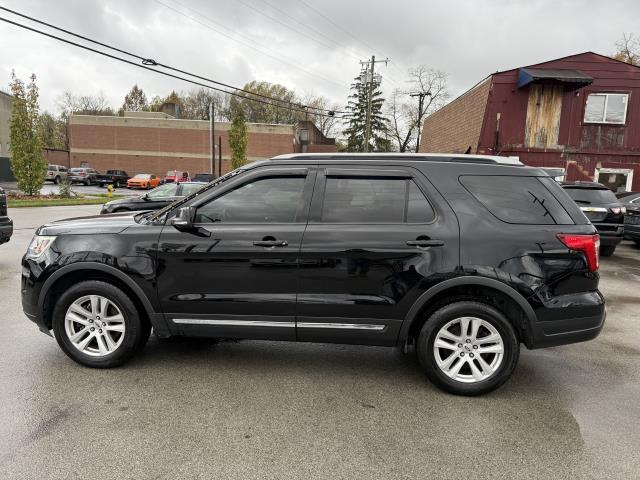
[45,165,69,184]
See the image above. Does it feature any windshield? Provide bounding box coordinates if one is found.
[147,183,179,198]
[166,171,176,176]
[147,167,247,223]
[180,183,206,196]
[70,168,84,173]
[564,187,618,205]
[134,174,151,180]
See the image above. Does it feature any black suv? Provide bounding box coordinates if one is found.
[21,154,605,395]
[0,186,12,244]
[561,181,625,256]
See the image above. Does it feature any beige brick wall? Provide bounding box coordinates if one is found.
[419,77,492,154]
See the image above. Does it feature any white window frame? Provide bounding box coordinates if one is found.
[584,93,629,125]
[593,167,633,192]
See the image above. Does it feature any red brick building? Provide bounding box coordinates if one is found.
[420,52,640,191]
[69,111,335,177]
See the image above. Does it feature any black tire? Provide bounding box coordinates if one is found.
[634,240,640,247]
[416,301,519,396]
[114,180,120,188]
[54,175,60,185]
[52,280,149,368]
[146,183,151,190]
[600,245,616,257]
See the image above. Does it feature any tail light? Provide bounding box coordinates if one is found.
[611,206,626,215]
[556,234,600,272]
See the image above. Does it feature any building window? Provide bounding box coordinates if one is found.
[584,93,629,124]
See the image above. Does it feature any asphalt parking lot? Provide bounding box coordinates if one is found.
[1,206,639,479]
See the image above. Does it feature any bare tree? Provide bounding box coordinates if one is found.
[613,33,640,66]
[57,91,115,116]
[386,89,416,152]
[386,66,449,152]
[302,94,341,138]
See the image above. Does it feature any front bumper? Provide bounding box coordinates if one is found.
[0,218,12,244]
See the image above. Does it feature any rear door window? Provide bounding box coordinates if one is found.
[460,175,573,225]
[321,177,435,223]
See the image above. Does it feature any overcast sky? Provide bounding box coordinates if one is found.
[1,0,638,114]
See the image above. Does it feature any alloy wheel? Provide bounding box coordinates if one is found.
[64,295,126,357]
[433,316,504,383]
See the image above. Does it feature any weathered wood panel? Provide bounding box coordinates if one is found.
[524,84,563,148]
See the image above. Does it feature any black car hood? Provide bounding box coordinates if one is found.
[37,211,139,235]
[104,196,148,207]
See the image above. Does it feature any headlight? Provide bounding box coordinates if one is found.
[26,235,57,260]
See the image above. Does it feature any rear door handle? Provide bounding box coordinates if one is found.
[253,240,288,247]
[406,239,444,247]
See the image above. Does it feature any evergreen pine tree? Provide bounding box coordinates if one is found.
[343,69,390,152]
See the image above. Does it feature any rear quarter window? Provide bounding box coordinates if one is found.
[459,175,574,225]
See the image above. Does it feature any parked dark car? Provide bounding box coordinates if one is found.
[100,182,204,214]
[623,204,640,246]
[192,173,215,183]
[22,153,605,396]
[0,186,12,244]
[561,181,625,256]
[69,167,100,186]
[44,164,68,184]
[95,170,131,188]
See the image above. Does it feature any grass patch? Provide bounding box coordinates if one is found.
[8,194,125,208]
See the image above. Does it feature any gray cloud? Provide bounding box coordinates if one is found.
[1,0,638,113]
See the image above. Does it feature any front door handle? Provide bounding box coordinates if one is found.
[406,239,444,247]
[253,240,288,247]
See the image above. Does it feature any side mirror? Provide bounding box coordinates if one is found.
[170,206,195,231]
[169,206,210,237]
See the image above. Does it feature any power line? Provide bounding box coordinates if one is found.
[0,6,347,116]
[235,0,360,61]
[0,15,346,119]
[155,0,347,90]
[297,0,409,81]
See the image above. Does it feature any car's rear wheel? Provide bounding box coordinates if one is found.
[114,180,120,188]
[600,245,616,257]
[52,281,151,368]
[634,240,640,247]
[416,301,519,396]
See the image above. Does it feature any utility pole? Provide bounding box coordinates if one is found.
[410,91,431,153]
[359,55,388,152]
[209,102,215,176]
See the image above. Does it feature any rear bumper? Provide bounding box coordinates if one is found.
[529,290,605,349]
[594,222,624,246]
[0,218,12,244]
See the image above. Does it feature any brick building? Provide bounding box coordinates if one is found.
[69,111,336,177]
[420,52,640,191]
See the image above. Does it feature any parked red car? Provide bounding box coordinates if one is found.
[164,170,190,183]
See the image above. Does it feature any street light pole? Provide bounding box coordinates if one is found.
[411,91,431,153]
[209,102,215,176]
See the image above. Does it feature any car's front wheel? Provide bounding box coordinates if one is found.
[54,175,60,184]
[416,301,519,396]
[52,280,151,368]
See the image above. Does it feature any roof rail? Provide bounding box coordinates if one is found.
[271,152,523,166]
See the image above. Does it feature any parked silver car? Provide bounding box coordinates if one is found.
[44,164,69,184]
